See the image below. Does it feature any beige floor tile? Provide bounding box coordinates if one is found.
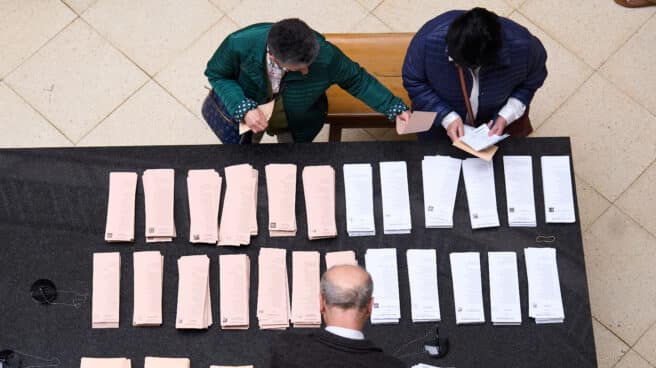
[505,0,527,8]
[0,1,76,78]
[83,0,222,75]
[0,83,71,148]
[357,0,383,11]
[634,323,656,366]
[77,81,219,146]
[592,318,629,368]
[519,0,655,69]
[509,12,593,129]
[314,125,330,142]
[575,175,611,233]
[62,0,97,14]
[155,17,239,118]
[583,206,656,345]
[227,0,369,33]
[601,15,656,116]
[5,19,148,143]
[616,162,656,237]
[349,14,392,33]
[341,128,376,142]
[615,350,654,368]
[534,74,656,201]
[209,0,241,13]
[374,0,512,32]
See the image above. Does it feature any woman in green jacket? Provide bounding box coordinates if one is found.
[202,18,410,144]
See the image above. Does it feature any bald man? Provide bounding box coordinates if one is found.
[269,265,404,368]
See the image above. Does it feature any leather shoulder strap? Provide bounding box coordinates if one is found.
[457,65,476,126]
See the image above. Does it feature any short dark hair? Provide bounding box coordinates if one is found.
[267,18,320,66]
[446,8,502,68]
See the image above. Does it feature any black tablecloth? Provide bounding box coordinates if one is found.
[0,139,596,368]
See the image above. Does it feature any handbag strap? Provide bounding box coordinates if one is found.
[457,65,477,127]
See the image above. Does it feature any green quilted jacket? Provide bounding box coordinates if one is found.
[205,23,407,142]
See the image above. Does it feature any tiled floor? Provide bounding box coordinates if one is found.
[1,0,655,366]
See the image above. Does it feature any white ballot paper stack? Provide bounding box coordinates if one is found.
[291,251,321,328]
[219,164,258,246]
[144,357,190,368]
[343,164,376,237]
[449,252,485,324]
[541,156,576,223]
[462,158,500,229]
[503,156,537,227]
[81,358,131,368]
[105,172,138,242]
[302,165,337,240]
[365,248,401,324]
[488,252,522,326]
[219,254,250,330]
[524,247,565,324]
[461,124,509,151]
[421,156,462,228]
[257,248,290,329]
[133,251,164,326]
[407,249,441,323]
[265,164,297,237]
[176,255,212,329]
[325,250,358,269]
[187,169,222,244]
[143,169,176,243]
[92,252,121,329]
[380,161,412,234]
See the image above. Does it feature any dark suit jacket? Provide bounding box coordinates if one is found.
[269,329,406,368]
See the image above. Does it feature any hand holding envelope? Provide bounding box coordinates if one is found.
[239,100,275,135]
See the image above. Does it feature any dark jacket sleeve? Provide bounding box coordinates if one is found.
[510,34,548,106]
[402,32,455,126]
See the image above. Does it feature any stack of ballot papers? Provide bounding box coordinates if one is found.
[291,251,321,328]
[133,251,164,326]
[488,252,522,325]
[176,255,212,329]
[81,358,131,368]
[302,165,337,239]
[143,169,176,242]
[325,250,358,269]
[407,249,441,322]
[503,156,537,227]
[211,366,253,368]
[343,164,376,236]
[265,164,297,237]
[379,161,412,234]
[421,155,462,228]
[104,172,137,242]
[257,248,290,329]
[462,158,500,229]
[395,111,437,134]
[365,248,401,324]
[525,248,565,324]
[460,124,509,151]
[144,357,190,368]
[219,164,258,246]
[92,252,121,328]
[219,254,250,330]
[450,252,485,324]
[187,169,222,244]
[541,156,576,223]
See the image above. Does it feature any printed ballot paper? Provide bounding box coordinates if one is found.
[176,255,212,329]
[143,169,176,243]
[462,158,500,229]
[343,163,375,237]
[380,161,412,234]
[265,164,297,237]
[503,156,537,227]
[488,252,522,325]
[460,124,509,151]
[81,358,131,368]
[302,165,337,240]
[421,155,461,228]
[453,125,500,161]
[257,248,290,329]
[219,164,258,246]
[291,251,321,328]
[365,248,401,324]
[541,156,576,223]
[104,172,137,242]
[92,252,121,329]
[187,169,222,244]
[219,254,250,330]
[144,357,190,368]
[450,252,485,324]
[407,249,441,322]
[525,247,565,324]
[396,111,437,135]
[133,251,163,326]
[325,250,358,269]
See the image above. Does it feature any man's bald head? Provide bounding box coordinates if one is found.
[320,265,373,310]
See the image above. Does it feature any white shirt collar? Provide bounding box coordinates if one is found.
[325,326,365,340]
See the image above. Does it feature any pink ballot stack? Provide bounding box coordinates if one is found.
[92,252,121,329]
[80,358,131,368]
[104,172,137,242]
[302,165,337,240]
[218,164,258,246]
[291,251,321,328]
[187,169,223,244]
[219,254,251,330]
[144,357,190,368]
[257,248,290,330]
[325,250,358,269]
[265,164,297,237]
[143,169,176,243]
[132,251,164,326]
[175,255,212,329]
